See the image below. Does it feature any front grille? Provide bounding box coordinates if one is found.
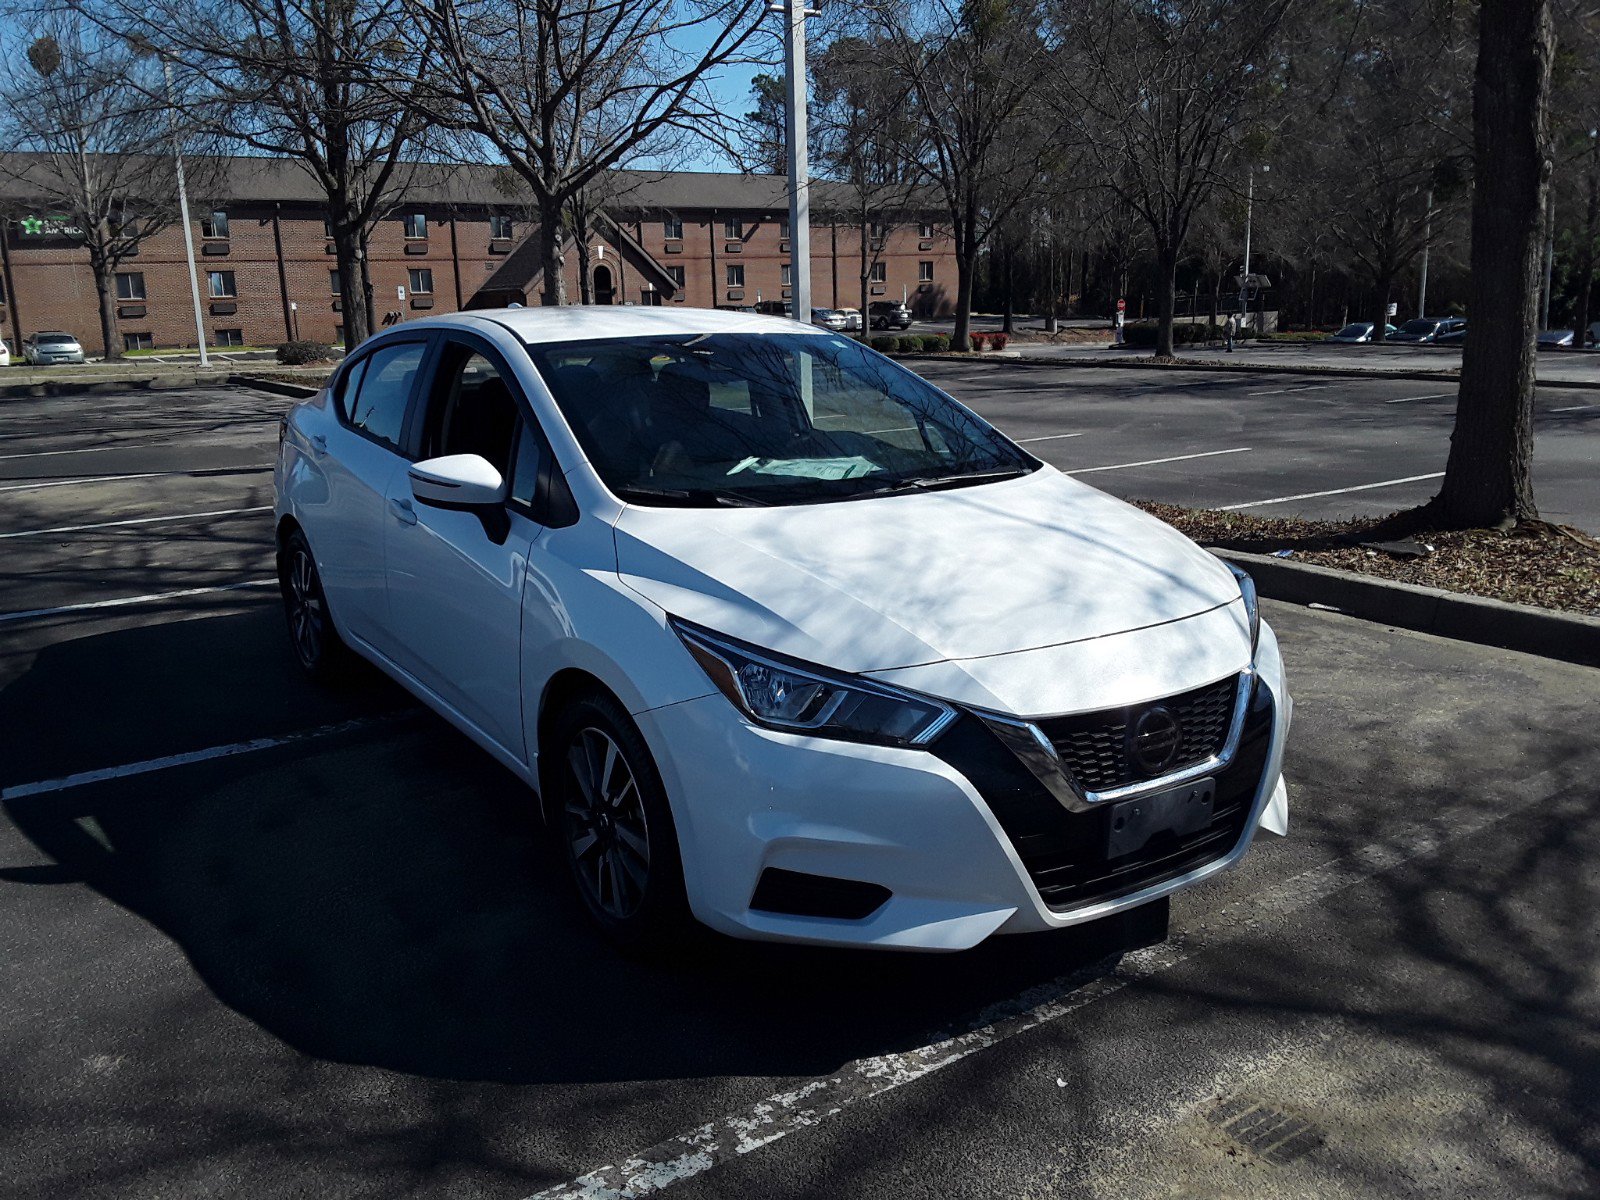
[1034,675,1240,793]
[931,678,1274,912]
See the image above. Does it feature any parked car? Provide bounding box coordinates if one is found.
[836,307,863,332]
[274,307,1291,952]
[0,340,10,367]
[1536,327,1599,349]
[811,308,848,331]
[1329,322,1398,344]
[869,300,913,330]
[22,331,87,365]
[1433,324,1468,346]
[1389,317,1467,344]
[753,299,793,319]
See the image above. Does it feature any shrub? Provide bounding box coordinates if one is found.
[989,332,1009,351]
[870,335,898,352]
[277,340,331,365]
[1121,322,1224,348]
[970,332,988,351]
[921,333,950,352]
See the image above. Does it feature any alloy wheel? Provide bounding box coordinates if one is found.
[287,547,325,666]
[564,726,651,920]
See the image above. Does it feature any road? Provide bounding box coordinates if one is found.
[2,380,1598,1199]
[915,361,1600,532]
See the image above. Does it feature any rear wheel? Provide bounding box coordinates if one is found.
[550,692,690,951]
[278,529,350,681]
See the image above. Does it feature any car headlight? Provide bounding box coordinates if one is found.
[670,618,956,747]
[1227,562,1260,653]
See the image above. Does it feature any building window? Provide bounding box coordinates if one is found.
[402,212,427,239]
[334,324,344,346]
[115,271,146,301]
[408,267,434,295]
[919,222,934,239]
[490,213,514,240]
[330,269,343,295]
[780,218,791,238]
[781,263,792,287]
[324,217,335,239]
[870,262,887,283]
[215,328,244,347]
[724,218,743,239]
[726,264,745,287]
[207,270,236,298]
[200,209,229,239]
[666,265,685,287]
[663,216,683,240]
[123,331,153,352]
[919,260,934,282]
[870,221,887,240]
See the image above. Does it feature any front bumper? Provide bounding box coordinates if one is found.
[638,621,1291,951]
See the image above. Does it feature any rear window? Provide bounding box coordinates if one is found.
[37,334,76,345]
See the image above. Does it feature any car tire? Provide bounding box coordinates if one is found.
[549,691,693,953]
[278,529,351,682]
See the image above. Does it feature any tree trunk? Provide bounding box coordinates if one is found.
[1431,0,1554,528]
[1372,273,1394,342]
[1154,242,1178,358]
[89,250,118,361]
[331,220,368,347]
[952,242,976,351]
[538,199,565,305]
[1002,237,1015,335]
[1570,144,1598,350]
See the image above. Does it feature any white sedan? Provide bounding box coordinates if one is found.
[274,308,1291,951]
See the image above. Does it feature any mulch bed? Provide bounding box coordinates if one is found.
[1134,501,1600,618]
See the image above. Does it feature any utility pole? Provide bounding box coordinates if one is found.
[1541,189,1555,331]
[778,0,812,322]
[1239,164,1268,331]
[159,57,209,365]
[1418,190,1432,319]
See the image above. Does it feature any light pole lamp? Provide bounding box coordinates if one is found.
[774,0,815,322]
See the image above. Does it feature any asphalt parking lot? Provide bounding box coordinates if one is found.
[3,378,1599,1198]
[918,361,1600,532]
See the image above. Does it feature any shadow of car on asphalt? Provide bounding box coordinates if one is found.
[1,608,1165,1086]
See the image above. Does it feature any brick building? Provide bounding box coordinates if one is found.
[0,156,956,354]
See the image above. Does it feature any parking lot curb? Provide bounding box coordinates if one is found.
[892,351,1600,391]
[1214,548,1600,668]
[228,375,321,399]
[0,371,234,397]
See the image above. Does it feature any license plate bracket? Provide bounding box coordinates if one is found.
[1105,778,1216,858]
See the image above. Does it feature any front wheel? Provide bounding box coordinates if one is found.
[550,692,690,951]
[278,529,350,681]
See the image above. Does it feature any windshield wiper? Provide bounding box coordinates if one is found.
[616,485,771,508]
[841,465,1032,500]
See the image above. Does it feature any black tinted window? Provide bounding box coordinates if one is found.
[509,421,545,508]
[348,342,425,452]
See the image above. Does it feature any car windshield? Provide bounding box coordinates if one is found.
[37,334,76,345]
[1398,320,1437,334]
[528,332,1037,507]
[1335,324,1369,337]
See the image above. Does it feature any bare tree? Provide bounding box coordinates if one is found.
[1428,0,1557,528]
[860,0,1053,350]
[408,0,765,306]
[739,73,788,176]
[80,0,431,347]
[1047,0,1294,358]
[0,18,217,359]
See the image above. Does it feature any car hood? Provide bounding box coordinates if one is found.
[613,466,1240,674]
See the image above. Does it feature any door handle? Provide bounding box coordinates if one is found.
[389,496,417,526]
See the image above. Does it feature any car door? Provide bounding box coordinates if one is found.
[313,336,431,650]
[382,333,547,762]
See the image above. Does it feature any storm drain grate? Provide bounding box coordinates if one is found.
[1206,1095,1326,1164]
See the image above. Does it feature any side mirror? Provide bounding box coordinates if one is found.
[409,454,506,509]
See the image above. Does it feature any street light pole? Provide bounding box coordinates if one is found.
[1240,163,1268,332]
[778,0,812,322]
[1418,190,1432,320]
[161,57,209,366]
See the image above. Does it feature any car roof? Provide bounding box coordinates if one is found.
[418,305,824,344]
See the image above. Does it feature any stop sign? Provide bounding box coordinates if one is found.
[1116,298,1126,313]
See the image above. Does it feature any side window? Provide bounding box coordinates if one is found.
[333,356,369,421]
[347,342,425,453]
[509,421,545,508]
[420,342,521,477]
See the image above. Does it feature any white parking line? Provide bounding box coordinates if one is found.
[0,579,276,625]
[0,472,166,493]
[0,505,272,540]
[0,444,144,462]
[1067,447,1251,475]
[1247,384,1333,396]
[1219,472,1443,511]
[1550,404,1596,413]
[524,767,1576,1200]
[1384,392,1453,404]
[0,714,409,801]
[1016,432,1086,444]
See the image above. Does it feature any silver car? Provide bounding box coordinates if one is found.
[24,332,87,365]
[810,308,848,331]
